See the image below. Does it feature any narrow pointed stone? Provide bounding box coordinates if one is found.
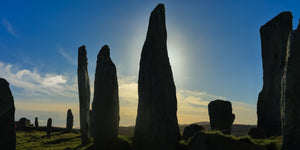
[47,118,52,138]
[35,117,39,129]
[0,78,16,150]
[77,45,90,144]
[257,11,292,137]
[66,109,74,131]
[281,20,300,150]
[133,4,180,150]
[92,45,119,149]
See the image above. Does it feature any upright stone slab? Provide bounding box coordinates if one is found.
[0,78,16,150]
[66,109,74,131]
[47,118,52,138]
[35,117,39,129]
[208,100,235,134]
[133,4,180,150]
[77,45,90,144]
[92,45,119,149]
[281,20,300,150]
[88,110,95,138]
[257,12,292,137]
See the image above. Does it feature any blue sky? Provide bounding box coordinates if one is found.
[0,0,300,127]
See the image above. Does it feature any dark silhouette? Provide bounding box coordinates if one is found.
[257,11,292,137]
[208,100,235,134]
[92,45,119,149]
[133,4,180,150]
[35,117,39,129]
[66,109,74,131]
[281,13,300,150]
[183,124,205,141]
[77,45,91,145]
[0,78,16,150]
[47,118,52,138]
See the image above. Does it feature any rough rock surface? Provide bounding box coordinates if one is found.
[0,78,16,149]
[47,118,52,138]
[88,110,95,137]
[281,18,300,150]
[189,132,268,150]
[248,127,266,139]
[208,100,235,134]
[133,4,180,150]
[257,11,292,137]
[92,45,119,149]
[66,109,74,131]
[77,45,90,144]
[35,117,39,129]
[183,124,205,141]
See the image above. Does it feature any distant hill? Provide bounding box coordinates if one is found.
[118,122,256,137]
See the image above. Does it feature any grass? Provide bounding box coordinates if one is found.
[17,130,282,150]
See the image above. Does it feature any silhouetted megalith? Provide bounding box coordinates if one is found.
[77,45,90,144]
[183,124,205,141]
[0,78,16,150]
[92,45,119,149]
[257,11,292,137]
[208,100,235,134]
[35,117,39,129]
[281,19,300,150]
[88,109,95,138]
[47,118,52,138]
[133,4,180,150]
[66,109,74,131]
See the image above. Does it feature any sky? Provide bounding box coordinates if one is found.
[0,0,300,128]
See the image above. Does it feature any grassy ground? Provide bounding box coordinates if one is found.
[16,131,93,150]
[17,131,282,150]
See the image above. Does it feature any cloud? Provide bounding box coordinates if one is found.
[0,61,77,97]
[2,18,19,38]
[58,46,76,65]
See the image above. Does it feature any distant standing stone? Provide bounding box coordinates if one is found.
[281,17,300,150]
[35,117,39,129]
[257,11,292,137]
[208,100,235,134]
[133,4,180,150]
[66,109,74,131]
[0,78,16,150]
[47,118,52,138]
[77,45,91,144]
[183,124,205,141]
[92,45,119,149]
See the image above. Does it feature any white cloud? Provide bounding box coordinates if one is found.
[58,46,76,65]
[0,61,77,97]
[2,18,19,38]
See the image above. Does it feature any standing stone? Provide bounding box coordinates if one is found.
[77,45,90,144]
[88,110,95,138]
[47,118,52,138]
[92,45,119,149]
[183,124,205,141]
[257,11,292,137]
[208,100,235,134]
[133,4,180,150]
[66,109,74,131]
[0,78,16,150]
[35,117,39,129]
[281,19,300,150]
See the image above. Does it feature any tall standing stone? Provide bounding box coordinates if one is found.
[208,100,235,134]
[88,110,95,138]
[35,117,39,129]
[133,4,180,150]
[281,20,300,150]
[77,45,90,144]
[66,109,74,131]
[47,118,52,138]
[0,78,16,150]
[92,45,119,149]
[257,11,292,137]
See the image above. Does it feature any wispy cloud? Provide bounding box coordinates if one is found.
[2,18,19,38]
[0,62,77,97]
[58,46,76,66]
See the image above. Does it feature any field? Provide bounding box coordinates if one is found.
[16,124,282,150]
